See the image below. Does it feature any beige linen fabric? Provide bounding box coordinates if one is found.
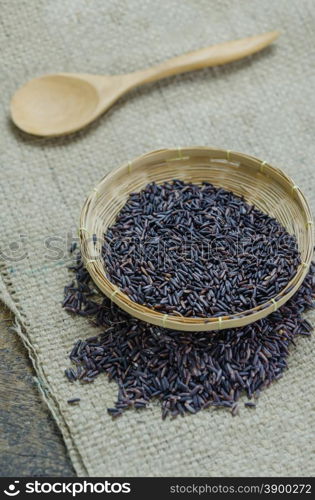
[0,0,314,477]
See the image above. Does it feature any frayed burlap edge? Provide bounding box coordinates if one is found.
[0,265,86,476]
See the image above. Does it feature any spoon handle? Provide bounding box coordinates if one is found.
[129,31,279,86]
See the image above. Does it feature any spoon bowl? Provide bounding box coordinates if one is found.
[11,31,280,137]
[11,74,101,136]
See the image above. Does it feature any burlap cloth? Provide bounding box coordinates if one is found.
[1,0,314,477]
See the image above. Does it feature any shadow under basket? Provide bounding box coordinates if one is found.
[80,147,314,332]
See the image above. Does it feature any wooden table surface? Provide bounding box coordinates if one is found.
[0,303,75,477]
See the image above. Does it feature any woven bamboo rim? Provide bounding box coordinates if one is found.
[80,147,314,332]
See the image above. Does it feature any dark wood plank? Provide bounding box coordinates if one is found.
[0,304,75,477]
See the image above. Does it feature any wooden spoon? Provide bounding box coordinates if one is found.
[11,31,279,137]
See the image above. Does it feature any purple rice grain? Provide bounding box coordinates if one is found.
[245,402,256,408]
[63,252,314,418]
[69,242,77,254]
[67,398,81,404]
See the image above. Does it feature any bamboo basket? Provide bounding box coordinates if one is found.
[80,147,314,332]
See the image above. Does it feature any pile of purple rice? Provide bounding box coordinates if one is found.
[64,250,315,418]
[102,180,301,318]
